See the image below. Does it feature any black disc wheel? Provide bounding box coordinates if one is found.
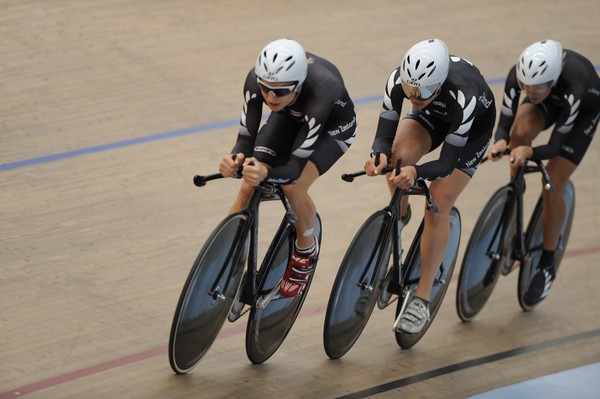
[456,186,512,322]
[168,214,248,374]
[245,215,322,364]
[323,210,392,359]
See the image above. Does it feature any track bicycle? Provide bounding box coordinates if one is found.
[169,171,322,373]
[456,151,575,321]
[323,160,461,359]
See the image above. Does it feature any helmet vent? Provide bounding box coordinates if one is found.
[516,39,563,86]
[426,65,437,78]
[254,39,308,85]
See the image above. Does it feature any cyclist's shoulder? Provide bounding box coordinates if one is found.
[437,60,494,114]
[305,53,347,89]
[560,49,600,86]
[290,55,349,113]
[241,67,262,97]
[446,56,490,93]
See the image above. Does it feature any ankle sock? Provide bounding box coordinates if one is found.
[295,238,316,255]
[539,249,555,268]
[415,296,430,307]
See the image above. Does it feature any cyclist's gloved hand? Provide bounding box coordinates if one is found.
[220,153,245,177]
[365,152,388,176]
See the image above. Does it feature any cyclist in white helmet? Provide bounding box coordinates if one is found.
[365,38,496,334]
[488,39,600,306]
[219,38,357,298]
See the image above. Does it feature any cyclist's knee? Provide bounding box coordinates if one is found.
[541,183,566,205]
[429,184,459,212]
[282,183,307,200]
[229,182,254,213]
[512,106,544,145]
[423,206,450,228]
[239,181,254,196]
[546,156,576,183]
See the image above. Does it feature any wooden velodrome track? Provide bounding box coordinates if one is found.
[1,1,599,398]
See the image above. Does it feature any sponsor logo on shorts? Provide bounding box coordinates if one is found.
[267,177,297,184]
[464,141,489,168]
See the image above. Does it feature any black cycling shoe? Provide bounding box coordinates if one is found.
[523,264,555,306]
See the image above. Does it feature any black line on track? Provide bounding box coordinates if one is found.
[335,328,600,398]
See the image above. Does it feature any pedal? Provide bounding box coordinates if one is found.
[228,304,250,322]
[228,273,248,322]
[377,269,397,309]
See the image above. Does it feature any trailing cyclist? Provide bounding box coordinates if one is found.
[488,39,600,306]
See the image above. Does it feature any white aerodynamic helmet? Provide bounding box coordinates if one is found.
[254,38,308,90]
[400,38,449,100]
[516,39,564,87]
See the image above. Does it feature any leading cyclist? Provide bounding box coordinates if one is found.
[219,38,357,298]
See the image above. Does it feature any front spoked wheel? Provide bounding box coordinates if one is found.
[395,207,461,349]
[456,186,512,322]
[169,214,248,374]
[245,215,322,364]
[518,180,575,311]
[323,211,392,359]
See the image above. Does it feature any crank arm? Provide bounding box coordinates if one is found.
[393,290,412,332]
[255,277,283,309]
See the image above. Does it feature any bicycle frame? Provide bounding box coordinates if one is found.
[343,162,439,310]
[483,159,555,274]
[324,159,460,357]
[454,152,570,322]
[170,169,320,371]
[239,184,297,311]
[194,173,297,312]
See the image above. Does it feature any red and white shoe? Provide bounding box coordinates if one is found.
[279,240,319,298]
